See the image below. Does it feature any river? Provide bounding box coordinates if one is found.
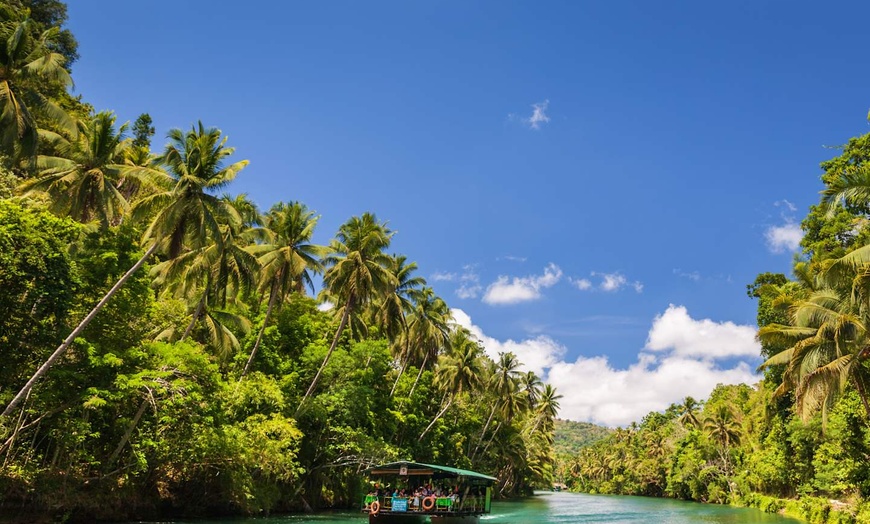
[150,491,803,523]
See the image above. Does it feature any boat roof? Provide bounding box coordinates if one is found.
[365,461,498,482]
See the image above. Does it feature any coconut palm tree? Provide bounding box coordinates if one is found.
[380,255,426,394]
[704,404,742,475]
[530,384,562,437]
[151,195,259,360]
[2,122,248,417]
[677,396,702,429]
[240,201,323,378]
[472,352,522,460]
[419,328,484,440]
[521,371,544,411]
[0,7,75,160]
[759,287,870,422]
[19,111,157,228]
[297,213,395,412]
[405,287,451,398]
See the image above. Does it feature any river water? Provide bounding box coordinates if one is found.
[152,491,802,524]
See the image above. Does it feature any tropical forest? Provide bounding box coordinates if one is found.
[4,1,870,524]
[557,133,870,523]
[0,2,560,521]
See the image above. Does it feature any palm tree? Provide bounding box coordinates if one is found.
[759,287,870,421]
[677,396,702,429]
[472,352,522,460]
[151,194,260,360]
[2,122,248,417]
[704,404,742,475]
[240,201,323,378]
[0,7,75,159]
[419,328,484,440]
[521,371,544,411]
[19,111,154,228]
[297,213,395,412]
[380,255,426,394]
[530,384,562,437]
[405,287,451,398]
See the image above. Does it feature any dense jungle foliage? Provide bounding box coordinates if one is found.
[559,132,870,523]
[0,3,560,521]
[553,420,611,456]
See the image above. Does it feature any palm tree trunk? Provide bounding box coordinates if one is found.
[480,421,502,458]
[419,396,452,441]
[850,370,870,422]
[181,294,206,340]
[408,351,429,398]
[107,398,149,466]
[297,298,351,414]
[240,276,280,379]
[2,242,159,417]
[471,403,498,460]
[389,359,407,397]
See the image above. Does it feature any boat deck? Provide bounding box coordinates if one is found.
[363,494,487,517]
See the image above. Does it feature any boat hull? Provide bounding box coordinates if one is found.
[368,514,428,524]
[368,516,479,524]
[430,516,480,524]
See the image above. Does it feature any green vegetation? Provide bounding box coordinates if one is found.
[0,3,559,521]
[562,126,870,524]
[553,419,611,461]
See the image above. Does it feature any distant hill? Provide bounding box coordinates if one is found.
[554,419,612,455]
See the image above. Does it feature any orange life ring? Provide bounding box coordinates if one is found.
[422,496,435,510]
[370,500,380,515]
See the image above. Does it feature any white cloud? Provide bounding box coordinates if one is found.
[644,304,760,359]
[456,265,482,299]
[673,268,701,282]
[765,200,804,254]
[571,278,592,291]
[482,263,562,305]
[775,199,797,213]
[552,305,761,426]
[525,100,551,130]
[451,309,565,377]
[316,301,334,312]
[765,222,803,253]
[548,353,757,427]
[453,305,761,427]
[599,272,626,292]
[430,271,457,282]
[499,255,527,263]
[509,100,551,130]
[573,272,643,293]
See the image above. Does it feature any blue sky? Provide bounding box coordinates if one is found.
[66,1,870,425]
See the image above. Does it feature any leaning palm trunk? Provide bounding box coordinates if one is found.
[2,242,160,417]
[471,403,498,460]
[107,398,149,466]
[181,294,206,340]
[419,395,453,441]
[389,359,407,397]
[296,298,351,414]
[408,351,429,398]
[240,276,280,379]
[479,421,502,459]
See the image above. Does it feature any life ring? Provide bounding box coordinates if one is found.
[422,496,435,510]
[370,500,380,515]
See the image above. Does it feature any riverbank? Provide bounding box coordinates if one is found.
[733,493,870,524]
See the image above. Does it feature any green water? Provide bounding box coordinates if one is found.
[150,491,803,523]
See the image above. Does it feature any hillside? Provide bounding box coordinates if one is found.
[554,419,612,455]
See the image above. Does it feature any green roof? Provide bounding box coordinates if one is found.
[365,461,497,482]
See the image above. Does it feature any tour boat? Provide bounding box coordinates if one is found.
[362,461,497,524]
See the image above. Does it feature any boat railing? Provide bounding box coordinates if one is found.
[362,495,486,514]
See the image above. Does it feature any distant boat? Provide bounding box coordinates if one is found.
[362,461,497,524]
